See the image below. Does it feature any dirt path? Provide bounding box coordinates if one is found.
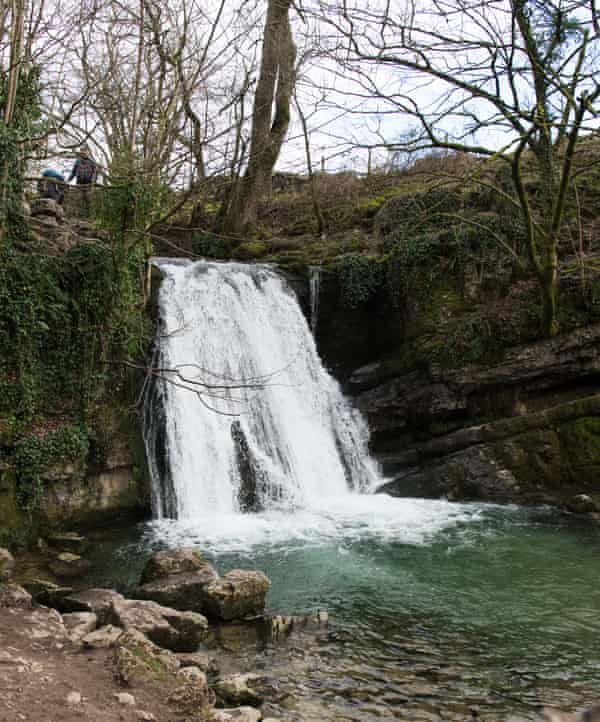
[0,602,190,722]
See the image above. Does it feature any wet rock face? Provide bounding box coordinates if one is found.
[231,421,263,513]
[0,548,15,581]
[377,394,600,507]
[203,570,271,622]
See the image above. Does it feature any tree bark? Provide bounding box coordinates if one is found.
[220,0,296,236]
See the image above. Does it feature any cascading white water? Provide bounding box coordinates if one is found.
[144,259,381,519]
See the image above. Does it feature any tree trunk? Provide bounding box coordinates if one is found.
[220,0,296,236]
[295,94,326,236]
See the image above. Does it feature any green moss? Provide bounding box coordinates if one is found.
[0,469,31,547]
[14,424,90,513]
[493,430,562,489]
[129,644,170,680]
[235,241,269,260]
[559,416,600,484]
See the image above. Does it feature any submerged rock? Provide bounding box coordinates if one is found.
[0,548,15,581]
[213,672,278,708]
[105,597,208,652]
[204,570,270,621]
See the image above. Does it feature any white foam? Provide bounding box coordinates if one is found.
[144,494,483,555]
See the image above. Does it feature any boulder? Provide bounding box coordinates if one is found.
[105,598,208,652]
[23,578,73,607]
[204,570,270,621]
[113,628,180,687]
[565,494,599,514]
[213,672,276,708]
[82,624,123,648]
[114,692,136,706]
[141,547,213,583]
[0,548,14,581]
[136,570,217,613]
[177,650,219,675]
[46,532,87,553]
[52,588,125,619]
[48,552,92,578]
[30,197,65,222]
[66,691,82,706]
[210,709,262,722]
[177,666,208,683]
[136,548,218,613]
[168,669,212,716]
[62,612,97,643]
[0,583,32,608]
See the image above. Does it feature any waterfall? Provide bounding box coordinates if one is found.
[308,265,321,336]
[144,259,380,519]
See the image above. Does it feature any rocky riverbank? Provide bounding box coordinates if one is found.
[0,545,329,722]
[2,542,599,722]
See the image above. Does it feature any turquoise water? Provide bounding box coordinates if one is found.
[84,498,600,721]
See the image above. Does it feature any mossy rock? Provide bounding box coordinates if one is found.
[234,241,269,260]
[559,416,600,485]
[492,430,562,490]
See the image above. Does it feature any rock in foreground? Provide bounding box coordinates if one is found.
[138,548,270,621]
[204,570,270,621]
[210,708,262,722]
[141,547,214,583]
[105,597,208,652]
[0,548,15,581]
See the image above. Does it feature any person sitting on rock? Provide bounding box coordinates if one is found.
[37,168,66,204]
